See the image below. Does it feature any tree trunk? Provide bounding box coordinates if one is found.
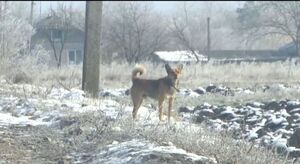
[297,26,300,57]
[207,17,210,62]
[82,1,103,97]
[29,1,34,54]
[30,1,34,25]
[296,40,299,57]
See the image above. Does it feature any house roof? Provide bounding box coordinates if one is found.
[279,42,294,50]
[278,42,297,54]
[35,15,82,32]
[154,51,208,62]
[209,50,281,59]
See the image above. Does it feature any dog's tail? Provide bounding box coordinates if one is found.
[132,64,145,81]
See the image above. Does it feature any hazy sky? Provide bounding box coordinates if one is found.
[37,1,244,14]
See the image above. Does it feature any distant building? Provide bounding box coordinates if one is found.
[208,50,288,63]
[151,51,208,64]
[150,48,296,64]
[278,42,298,57]
[31,14,85,67]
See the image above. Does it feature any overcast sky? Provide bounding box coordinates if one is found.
[37,1,244,14]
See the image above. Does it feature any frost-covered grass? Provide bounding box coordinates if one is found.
[89,101,288,164]
[1,58,300,163]
[0,81,291,163]
[99,59,300,88]
[2,57,300,90]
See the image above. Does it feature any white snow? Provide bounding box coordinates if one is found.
[287,100,300,106]
[154,51,208,62]
[220,106,240,118]
[287,147,300,152]
[0,113,49,126]
[268,116,287,125]
[203,102,211,108]
[179,89,200,97]
[271,137,287,149]
[48,87,85,101]
[95,139,215,164]
[247,128,259,140]
[275,109,290,117]
[290,108,300,114]
[2,82,300,162]
[186,91,200,97]
[252,102,265,107]
[248,117,266,128]
[202,108,214,114]
[100,88,128,97]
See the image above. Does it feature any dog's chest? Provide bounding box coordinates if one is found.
[166,87,176,96]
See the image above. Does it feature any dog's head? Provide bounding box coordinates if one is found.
[165,64,183,81]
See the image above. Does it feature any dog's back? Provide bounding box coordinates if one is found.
[130,64,183,121]
[131,64,161,100]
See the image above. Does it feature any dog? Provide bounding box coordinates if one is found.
[130,63,183,122]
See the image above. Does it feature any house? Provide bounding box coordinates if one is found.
[150,50,287,64]
[31,14,85,67]
[278,42,298,57]
[208,50,288,63]
[151,51,208,64]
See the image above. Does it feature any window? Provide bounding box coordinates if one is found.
[51,29,63,41]
[69,51,75,64]
[69,50,83,65]
[75,50,83,64]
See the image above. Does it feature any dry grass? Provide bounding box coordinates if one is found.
[0,82,293,164]
[2,56,300,89]
[1,57,300,163]
[99,60,300,88]
[102,113,289,164]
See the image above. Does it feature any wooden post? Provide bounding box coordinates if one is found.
[207,17,210,61]
[30,1,34,25]
[82,1,103,97]
[29,1,34,53]
[39,1,41,19]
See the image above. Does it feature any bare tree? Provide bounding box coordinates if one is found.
[30,1,34,25]
[171,2,221,62]
[171,2,212,62]
[237,1,300,55]
[171,2,244,54]
[0,2,33,62]
[104,2,168,64]
[40,4,72,68]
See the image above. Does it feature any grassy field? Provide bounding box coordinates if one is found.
[2,58,300,88]
[99,60,300,88]
[1,59,300,163]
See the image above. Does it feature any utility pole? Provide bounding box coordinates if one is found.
[1,2,7,58]
[30,1,34,25]
[207,17,210,61]
[29,1,34,53]
[82,1,103,97]
[39,1,41,19]
[0,2,2,58]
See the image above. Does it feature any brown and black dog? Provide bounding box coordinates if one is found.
[130,63,183,122]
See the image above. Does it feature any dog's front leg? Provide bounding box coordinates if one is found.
[168,97,174,122]
[158,97,165,121]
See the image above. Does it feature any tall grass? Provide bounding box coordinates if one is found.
[2,56,300,89]
[100,59,300,88]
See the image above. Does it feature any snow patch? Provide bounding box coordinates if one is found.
[154,51,208,62]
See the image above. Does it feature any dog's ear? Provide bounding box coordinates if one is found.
[165,63,172,74]
[177,64,183,72]
[175,64,183,74]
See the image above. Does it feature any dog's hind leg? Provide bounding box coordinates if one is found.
[168,97,174,122]
[132,95,143,121]
[158,96,165,121]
